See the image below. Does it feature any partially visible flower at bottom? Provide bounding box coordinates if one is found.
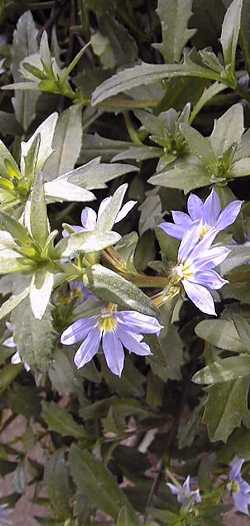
[0,503,12,525]
[3,323,30,372]
[228,457,250,515]
[167,476,202,508]
[61,307,162,377]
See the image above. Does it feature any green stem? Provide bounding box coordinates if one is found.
[124,112,142,145]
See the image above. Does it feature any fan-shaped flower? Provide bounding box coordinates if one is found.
[160,188,243,240]
[61,306,162,377]
[228,457,250,515]
[167,476,201,508]
[167,223,230,315]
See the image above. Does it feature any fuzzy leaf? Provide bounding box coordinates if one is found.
[195,319,246,352]
[42,401,87,439]
[69,445,139,523]
[44,105,82,180]
[11,298,55,372]
[55,230,120,258]
[29,270,54,320]
[193,355,250,384]
[203,378,249,442]
[220,0,242,69]
[45,450,71,520]
[30,173,49,246]
[155,0,196,62]
[86,264,157,317]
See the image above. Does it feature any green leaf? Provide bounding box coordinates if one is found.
[0,364,22,393]
[44,179,95,203]
[67,158,138,190]
[30,173,49,246]
[149,156,210,193]
[240,0,250,71]
[44,450,71,520]
[92,62,219,105]
[42,401,87,439]
[11,298,55,372]
[11,11,40,130]
[189,82,227,123]
[0,211,31,245]
[193,355,250,384]
[55,230,121,258]
[29,270,54,320]
[69,445,139,523]
[180,123,215,163]
[21,113,58,176]
[79,134,136,163]
[96,183,128,232]
[44,105,82,180]
[210,103,244,156]
[203,378,249,442]
[155,0,196,62]
[195,319,246,352]
[86,264,157,317]
[0,287,29,321]
[220,0,242,69]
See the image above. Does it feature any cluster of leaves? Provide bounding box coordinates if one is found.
[1,0,250,525]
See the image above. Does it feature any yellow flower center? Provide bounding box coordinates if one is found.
[174,260,193,281]
[99,314,117,333]
[199,223,210,238]
[227,480,240,494]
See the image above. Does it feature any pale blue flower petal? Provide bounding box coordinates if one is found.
[234,491,250,515]
[61,317,98,345]
[230,458,246,481]
[192,270,228,289]
[182,280,216,315]
[103,331,124,376]
[117,327,152,356]
[172,211,192,226]
[116,311,162,335]
[178,222,202,263]
[74,328,101,368]
[194,246,231,271]
[203,189,221,225]
[3,336,16,348]
[216,200,243,231]
[160,222,187,240]
[80,207,97,230]
[187,193,204,220]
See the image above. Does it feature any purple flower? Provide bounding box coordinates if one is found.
[3,323,30,372]
[67,196,136,235]
[0,504,12,525]
[167,476,202,508]
[169,223,230,315]
[228,457,250,515]
[160,188,243,240]
[69,281,95,304]
[61,307,162,376]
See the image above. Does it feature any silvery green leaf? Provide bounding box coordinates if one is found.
[231,158,250,177]
[66,158,138,190]
[11,11,40,130]
[0,211,31,245]
[55,231,121,258]
[30,173,49,246]
[210,103,244,156]
[195,319,246,352]
[21,112,58,176]
[40,31,53,71]
[79,134,136,163]
[85,264,157,317]
[154,0,196,62]
[0,287,29,321]
[149,156,210,193]
[91,61,219,105]
[44,180,95,203]
[96,183,128,232]
[0,141,20,180]
[193,355,250,384]
[219,244,250,274]
[112,145,161,162]
[11,298,55,372]
[203,378,249,442]
[220,0,242,69]
[139,191,162,235]
[190,82,227,123]
[44,105,82,181]
[180,123,216,163]
[29,270,54,320]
